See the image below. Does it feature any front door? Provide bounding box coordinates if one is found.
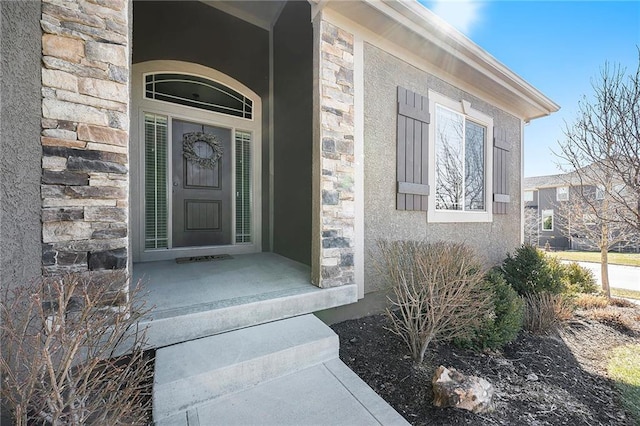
[172,119,232,247]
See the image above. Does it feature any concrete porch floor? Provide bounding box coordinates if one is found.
[132,252,358,348]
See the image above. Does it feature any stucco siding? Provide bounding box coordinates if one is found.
[0,1,42,291]
[363,43,522,293]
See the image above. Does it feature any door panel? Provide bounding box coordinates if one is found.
[172,119,231,247]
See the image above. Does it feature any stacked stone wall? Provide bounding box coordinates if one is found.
[317,19,355,287]
[40,0,129,279]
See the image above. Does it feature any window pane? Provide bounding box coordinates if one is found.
[235,131,252,243]
[144,113,169,249]
[145,73,253,119]
[524,191,534,202]
[435,106,464,210]
[542,209,554,231]
[464,121,485,211]
[556,186,569,201]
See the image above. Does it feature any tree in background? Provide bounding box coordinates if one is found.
[523,207,539,246]
[554,186,639,297]
[556,52,640,297]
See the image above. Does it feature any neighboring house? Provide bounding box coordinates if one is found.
[523,174,573,250]
[1,0,558,422]
[524,172,639,252]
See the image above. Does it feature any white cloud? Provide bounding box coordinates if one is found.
[428,0,485,36]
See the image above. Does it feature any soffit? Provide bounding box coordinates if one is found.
[324,0,560,122]
[202,0,287,30]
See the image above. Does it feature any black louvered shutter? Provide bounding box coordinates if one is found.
[493,128,510,214]
[397,87,430,211]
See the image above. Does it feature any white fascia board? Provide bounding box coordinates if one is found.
[324,0,559,122]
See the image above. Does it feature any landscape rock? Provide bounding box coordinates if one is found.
[432,365,495,413]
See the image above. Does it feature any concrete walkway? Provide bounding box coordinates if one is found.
[153,315,409,426]
[572,261,639,292]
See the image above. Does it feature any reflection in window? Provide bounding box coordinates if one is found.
[435,105,485,211]
[596,185,605,200]
[542,209,554,231]
[524,190,534,202]
[145,73,253,119]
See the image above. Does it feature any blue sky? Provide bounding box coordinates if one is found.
[421,0,640,177]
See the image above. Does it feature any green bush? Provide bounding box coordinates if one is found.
[456,270,524,351]
[500,244,565,296]
[562,261,598,294]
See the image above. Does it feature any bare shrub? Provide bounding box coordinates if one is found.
[523,292,574,335]
[378,240,492,363]
[574,294,610,309]
[0,273,153,425]
[587,309,634,331]
[610,298,636,308]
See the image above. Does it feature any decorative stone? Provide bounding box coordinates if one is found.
[42,170,90,186]
[42,184,125,200]
[43,55,108,80]
[43,145,126,164]
[88,248,127,270]
[40,0,130,290]
[322,138,335,153]
[43,156,68,170]
[42,128,77,140]
[322,190,339,205]
[43,98,109,127]
[42,244,57,266]
[340,253,354,267]
[41,136,86,149]
[432,366,495,414]
[84,206,126,222]
[42,68,78,92]
[43,221,93,243]
[43,198,116,208]
[42,2,106,30]
[322,237,350,249]
[55,89,126,112]
[42,34,84,63]
[85,41,127,67]
[42,208,85,222]
[91,226,127,239]
[67,157,127,174]
[57,251,88,266]
[78,78,127,103]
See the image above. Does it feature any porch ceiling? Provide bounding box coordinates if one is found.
[201,0,287,30]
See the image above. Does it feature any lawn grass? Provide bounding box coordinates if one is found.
[611,288,640,301]
[550,251,640,267]
[608,344,640,423]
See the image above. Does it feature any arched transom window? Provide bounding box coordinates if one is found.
[144,73,253,119]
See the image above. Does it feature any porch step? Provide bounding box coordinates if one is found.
[152,315,409,425]
[144,283,357,349]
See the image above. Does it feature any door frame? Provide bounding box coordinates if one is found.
[131,60,262,262]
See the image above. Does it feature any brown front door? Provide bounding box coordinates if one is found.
[172,119,232,247]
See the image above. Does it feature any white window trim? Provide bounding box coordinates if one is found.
[131,61,262,262]
[556,186,569,201]
[427,90,493,223]
[541,209,554,231]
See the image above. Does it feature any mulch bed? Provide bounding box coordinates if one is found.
[331,306,640,425]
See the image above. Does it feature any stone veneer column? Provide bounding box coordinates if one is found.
[312,16,355,288]
[39,0,130,284]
